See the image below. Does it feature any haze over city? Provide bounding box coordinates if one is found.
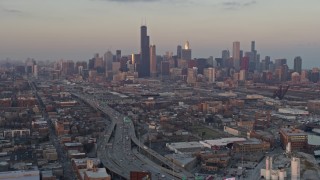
[2,1,320,180]
[1,0,319,68]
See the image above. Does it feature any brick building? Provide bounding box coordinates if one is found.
[279,128,307,151]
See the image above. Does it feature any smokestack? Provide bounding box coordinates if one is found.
[266,156,271,180]
[291,157,300,180]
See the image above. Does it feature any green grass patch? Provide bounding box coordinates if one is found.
[189,125,222,139]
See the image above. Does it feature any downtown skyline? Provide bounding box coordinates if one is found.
[1,0,320,69]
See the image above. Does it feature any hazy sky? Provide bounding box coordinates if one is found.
[0,0,319,68]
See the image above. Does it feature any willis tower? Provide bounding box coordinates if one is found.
[139,25,150,77]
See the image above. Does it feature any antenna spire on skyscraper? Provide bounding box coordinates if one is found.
[141,17,147,26]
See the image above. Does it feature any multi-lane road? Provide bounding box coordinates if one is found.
[74,92,194,179]
[29,80,77,180]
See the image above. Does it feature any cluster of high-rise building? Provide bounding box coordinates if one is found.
[15,25,319,86]
[2,23,320,180]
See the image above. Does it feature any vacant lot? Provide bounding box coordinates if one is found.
[189,125,223,139]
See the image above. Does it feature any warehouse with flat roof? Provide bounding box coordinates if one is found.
[200,137,246,149]
[166,142,204,154]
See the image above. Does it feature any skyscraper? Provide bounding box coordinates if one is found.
[139,25,150,77]
[177,45,182,59]
[222,50,230,68]
[251,41,255,52]
[233,41,240,70]
[275,59,287,69]
[311,68,319,83]
[116,50,121,61]
[104,51,113,78]
[294,56,302,74]
[93,53,104,69]
[181,41,192,60]
[150,45,157,77]
[131,53,140,72]
[265,56,271,70]
[61,60,75,76]
[249,41,258,72]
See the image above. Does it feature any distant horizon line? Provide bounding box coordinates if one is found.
[1,57,319,70]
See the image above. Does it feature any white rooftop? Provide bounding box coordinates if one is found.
[72,158,101,166]
[0,170,40,180]
[64,142,82,147]
[166,142,204,150]
[218,92,237,97]
[80,168,110,179]
[200,137,246,147]
[280,128,307,136]
[278,108,309,115]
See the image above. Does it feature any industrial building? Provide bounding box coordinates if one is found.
[200,137,246,149]
[198,151,230,172]
[166,142,204,154]
[233,138,270,153]
[291,157,300,180]
[260,156,287,180]
[279,128,308,151]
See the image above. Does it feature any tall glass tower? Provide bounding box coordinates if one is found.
[139,25,150,77]
[294,56,302,74]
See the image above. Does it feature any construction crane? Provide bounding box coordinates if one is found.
[273,85,290,100]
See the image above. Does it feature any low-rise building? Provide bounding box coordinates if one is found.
[308,100,320,114]
[68,150,86,159]
[64,142,83,152]
[248,130,275,147]
[1,129,30,139]
[233,138,270,153]
[0,98,12,107]
[43,148,58,161]
[237,120,255,130]
[200,137,246,149]
[16,96,37,107]
[0,170,40,180]
[224,126,248,136]
[199,151,230,172]
[278,108,309,115]
[54,120,70,136]
[81,168,111,180]
[166,142,204,154]
[73,159,110,180]
[198,101,223,113]
[279,128,308,151]
[41,170,56,180]
[55,100,78,107]
[72,158,101,171]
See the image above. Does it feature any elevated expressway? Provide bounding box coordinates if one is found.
[73,93,194,180]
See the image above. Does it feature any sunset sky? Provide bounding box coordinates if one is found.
[0,0,319,68]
